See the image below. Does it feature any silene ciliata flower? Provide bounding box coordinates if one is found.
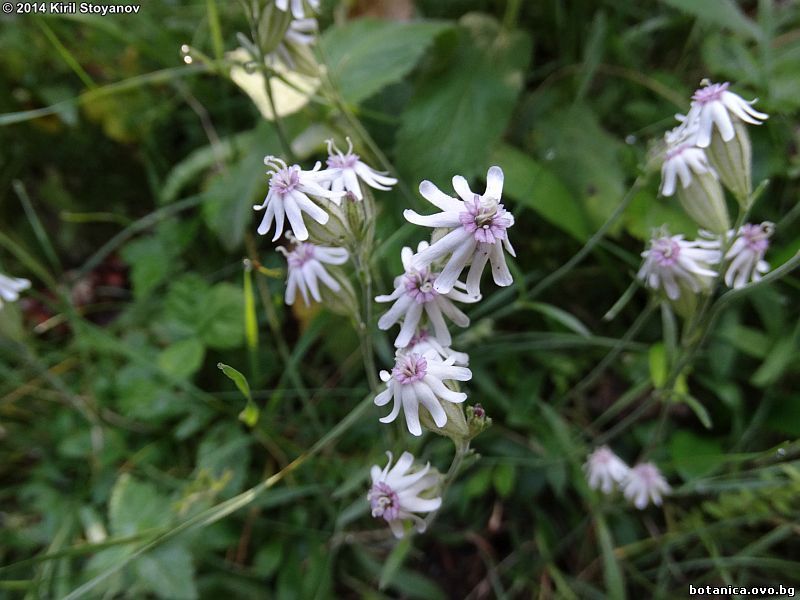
[376,243,480,348]
[637,233,719,301]
[723,222,773,289]
[660,125,713,198]
[404,166,515,296]
[322,138,397,201]
[254,156,344,241]
[583,446,630,495]
[368,451,442,538]
[686,81,768,148]
[278,239,348,306]
[0,273,31,310]
[274,0,319,19]
[375,350,472,436]
[405,329,470,367]
[622,462,671,510]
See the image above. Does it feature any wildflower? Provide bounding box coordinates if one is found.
[278,240,348,306]
[723,222,773,289]
[637,233,719,301]
[254,156,343,241]
[621,462,671,509]
[322,138,397,201]
[375,351,472,437]
[405,329,470,367]
[404,166,515,295]
[686,81,768,148]
[583,446,630,494]
[0,273,30,310]
[376,243,480,348]
[368,451,442,538]
[661,128,729,233]
[275,0,319,19]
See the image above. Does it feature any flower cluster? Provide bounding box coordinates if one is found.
[583,446,671,510]
[639,80,773,310]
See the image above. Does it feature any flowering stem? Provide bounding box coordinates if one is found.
[425,439,471,529]
[352,246,380,393]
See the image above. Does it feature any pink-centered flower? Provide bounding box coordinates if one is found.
[375,351,472,436]
[724,222,773,289]
[405,328,470,367]
[368,451,442,538]
[0,273,30,310]
[254,156,344,242]
[660,121,715,197]
[684,81,768,148]
[376,243,480,348]
[583,446,630,495]
[279,240,348,306]
[404,166,516,296]
[322,138,397,201]
[622,462,671,510]
[637,233,719,300]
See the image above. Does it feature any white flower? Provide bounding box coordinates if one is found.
[278,240,348,306]
[322,138,397,201]
[375,351,472,437]
[723,222,773,289]
[583,446,630,495]
[404,166,516,296]
[685,81,768,148]
[368,451,442,538]
[405,329,470,366]
[275,0,319,19]
[376,243,480,348]
[660,126,715,197]
[622,462,671,510]
[254,156,343,241]
[0,273,30,310]
[637,233,719,300]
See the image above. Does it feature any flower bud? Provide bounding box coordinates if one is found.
[676,170,730,234]
[419,396,469,442]
[466,404,492,440]
[256,3,293,56]
[706,120,752,207]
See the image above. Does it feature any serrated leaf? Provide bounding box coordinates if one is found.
[661,0,762,41]
[395,14,531,186]
[133,543,198,600]
[108,474,172,537]
[321,19,452,106]
[158,338,205,380]
[490,144,591,241]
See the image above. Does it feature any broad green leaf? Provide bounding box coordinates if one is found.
[133,544,198,600]
[395,14,531,186]
[750,332,797,388]
[108,474,172,537]
[532,103,627,231]
[661,0,762,41]
[199,283,245,350]
[158,338,205,380]
[669,430,724,480]
[120,236,173,299]
[624,188,698,241]
[490,144,591,241]
[321,19,452,106]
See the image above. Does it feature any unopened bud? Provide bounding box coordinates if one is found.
[466,404,492,440]
[706,120,752,207]
[676,170,730,234]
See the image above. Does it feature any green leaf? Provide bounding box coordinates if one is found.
[395,14,531,186]
[661,0,762,41]
[521,301,591,337]
[379,536,412,591]
[133,544,198,600]
[750,331,798,388]
[199,283,245,350]
[321,19,452,106]
[595,515,626,600]
[120,236,173,299]
[218,362,259,427]
[158,338,205,380]
[108,474,172,537]
[492,463,516,498]
[669,430,724,480]
[196,423,251,497]
[490,144,591,241]
[648,343,667,389]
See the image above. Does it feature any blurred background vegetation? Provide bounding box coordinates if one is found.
[1,0,799,597]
